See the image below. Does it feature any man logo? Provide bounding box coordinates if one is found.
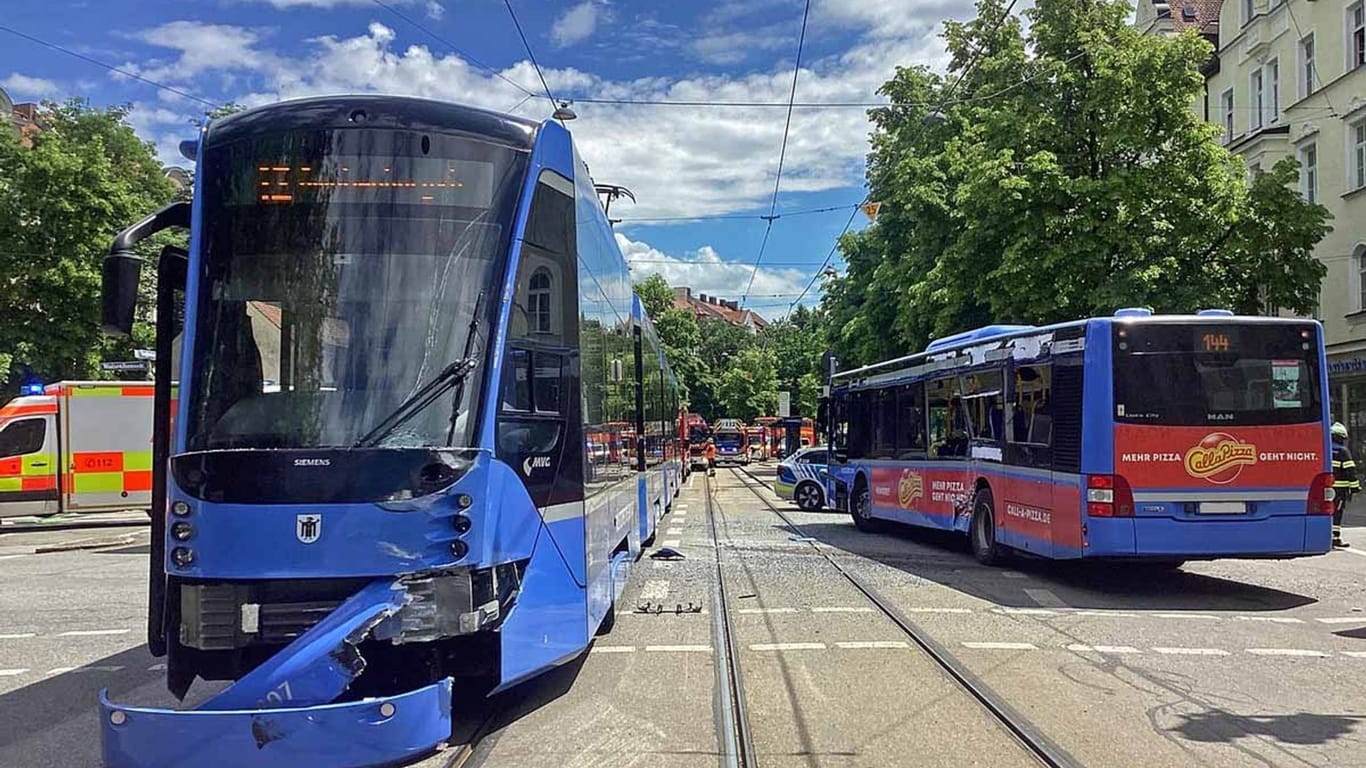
[522,456,551,476]
[296,514,322,544]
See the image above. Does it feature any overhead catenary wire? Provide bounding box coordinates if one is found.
[0,24,219,109]
[781,204,863,320]
[617,203,861,224]
[501,0,560,123]
[370,0,540,99]
[740,0,812,312]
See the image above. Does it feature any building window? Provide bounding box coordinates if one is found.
[1300,140,1311,200]
[1353,3,1366,70]
[1267,59,1279,123]
[1299,34,1316,99]
[1250,69,1264,130]
[528,267,553,334]
[1244,0,1255,25]
[1357,245,1366,312]
[1353,119,1366,191]
[1294,140,1316,200]
[1221,88,1234,141]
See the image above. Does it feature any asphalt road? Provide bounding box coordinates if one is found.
[1,469,1363,767]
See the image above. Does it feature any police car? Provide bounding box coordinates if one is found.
[774,447,829,511]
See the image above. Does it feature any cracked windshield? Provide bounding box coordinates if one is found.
[2,0,1363,765]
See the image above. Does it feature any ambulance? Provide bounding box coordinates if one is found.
[0,381,154,518]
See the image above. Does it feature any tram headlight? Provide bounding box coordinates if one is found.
[171,501,191,517]
[171,522,194,541]
[171,547,195,567]
[452,515,473,534]
[450,540,469,560]
[456,494,473,509]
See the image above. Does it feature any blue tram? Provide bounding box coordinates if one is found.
[97,96,681,768]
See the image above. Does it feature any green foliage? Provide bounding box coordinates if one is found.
[0,99,177,396]
[821,0,1331,368]
[715,348,779,422]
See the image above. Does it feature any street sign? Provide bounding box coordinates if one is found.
[860,201,882,222]
[132,349,156,361]
[778,391,791,418]
[100,361,148,372]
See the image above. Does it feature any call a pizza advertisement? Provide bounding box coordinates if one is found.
[1114,424,1324,488]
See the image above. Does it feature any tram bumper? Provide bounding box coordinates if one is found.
[99,578,454,768]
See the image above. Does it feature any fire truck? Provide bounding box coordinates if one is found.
[745,425,770,462]
[685,413,709,470]
[0,381,155,518]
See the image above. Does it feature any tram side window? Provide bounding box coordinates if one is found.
[927,377,968,458]
[1009,365,1052,446]
[896,383,927,456]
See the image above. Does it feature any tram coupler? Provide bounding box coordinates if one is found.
[99,579,454,768]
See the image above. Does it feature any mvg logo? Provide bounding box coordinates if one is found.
[522,456,551,476]
[295,514,322,544]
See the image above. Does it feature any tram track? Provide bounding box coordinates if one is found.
[704,473,759,768]
[725,465,1081,768]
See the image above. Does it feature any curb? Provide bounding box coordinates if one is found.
[33,534,139,554]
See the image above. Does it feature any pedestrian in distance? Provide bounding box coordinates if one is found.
[705,439,717,477]
[1331,422,1358,548]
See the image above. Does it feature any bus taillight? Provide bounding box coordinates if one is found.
[1086,474,1134,517]
[1307,472,1335,515]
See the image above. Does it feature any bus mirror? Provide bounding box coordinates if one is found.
[101,251,143,337]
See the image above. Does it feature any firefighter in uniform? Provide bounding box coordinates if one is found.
[1331,422,1358,548]
[705,439,717,477]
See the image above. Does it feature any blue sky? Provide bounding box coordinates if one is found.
[0,0,971,318]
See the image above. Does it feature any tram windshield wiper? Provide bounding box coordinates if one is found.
[353,291,486,449]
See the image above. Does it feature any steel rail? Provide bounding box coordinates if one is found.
[705,474,759,768]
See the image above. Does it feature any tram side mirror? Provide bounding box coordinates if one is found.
[101,251,143,338]
[159,245,189,284]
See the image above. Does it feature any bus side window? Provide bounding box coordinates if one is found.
[928,377,966,458]
[847,390,871,459]
[897,382,927,456]
[872,388,896,458]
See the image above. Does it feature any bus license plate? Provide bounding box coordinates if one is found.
[1199,501,1247,515]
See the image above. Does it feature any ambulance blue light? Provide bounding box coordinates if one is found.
[20,382,44,396]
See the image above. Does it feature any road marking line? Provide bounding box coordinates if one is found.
[57,629,131,637]
[962,642,1037,650]
[906,607,973,614]
[1071,611,1142,618]
[812,606,877,613]
[750,642,826,651]
[639,579,670,601]
[85,665,126,672]
[737,608,799,614]
[1067,644,1140,654]
[993,607,1056,616]
[1235,616,1304,624]
[1153,647,1230,656]
[590,646,637,654]
[1152,613,1220,620]
[1025,589,1066,608]
[1000,571,1028,579]
[1246,648,1329,657]
[666,527,683,535]
[1315,617,1365,624]
[0,633,37,640]
[46,667,75,675]
[147,663,167,671]
[1337,547,1366,559]
[835,641,910,649]
[0,555,27,561]
[0,669,29,676]
[1342,651,1366,658]
[661,539,681,548]
[644,645,712,653]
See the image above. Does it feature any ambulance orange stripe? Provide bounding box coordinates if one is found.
[123,471,153,492]
[0,457,20,476]
[22,476,57,491]
[72,452,124,473]
[122,386,155,397]
[0,403,57,418]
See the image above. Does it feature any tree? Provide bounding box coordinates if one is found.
[0,100,177,395]
[715,348,779,421]
[758,305,828,416]
[821,0,1331,367]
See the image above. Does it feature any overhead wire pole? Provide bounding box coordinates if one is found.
[502,0,562,124]
[0,24,219,109]
[739,0,813,312]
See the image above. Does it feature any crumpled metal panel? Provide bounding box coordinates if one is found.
[99,578,453,768]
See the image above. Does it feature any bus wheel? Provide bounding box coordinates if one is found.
[795,481,824,512]
[851,478,883,532]
[971,489,1005,566]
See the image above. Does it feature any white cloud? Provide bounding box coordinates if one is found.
[425,1,444,20]
[234,0,425,7]
[616,233,808,313]
[2,73,58,97]
[551,1,602,48]
[127,21,275,83]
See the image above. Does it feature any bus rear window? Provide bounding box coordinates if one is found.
[1113,323,1320,426]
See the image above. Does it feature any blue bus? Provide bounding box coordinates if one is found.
[825,310,1334,567]
[97,96,680,768]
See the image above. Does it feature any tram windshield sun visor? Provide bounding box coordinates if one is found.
[1112,323,1321,426]
[185,128,527,450]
